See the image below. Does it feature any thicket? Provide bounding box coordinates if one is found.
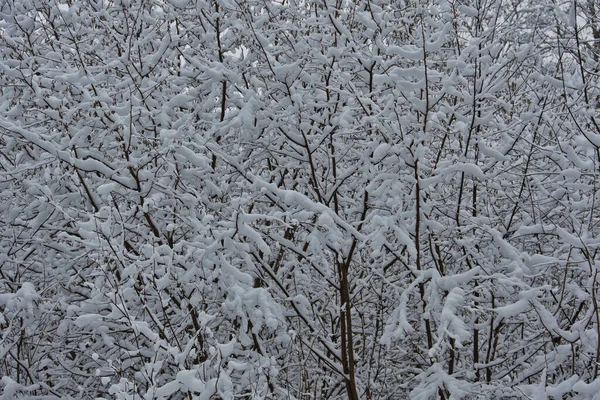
[1,0,600,398]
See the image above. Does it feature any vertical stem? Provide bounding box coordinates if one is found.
[338,259,359,400]
[414,159,434,351]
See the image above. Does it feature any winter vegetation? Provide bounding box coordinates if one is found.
[1,0,600,398]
